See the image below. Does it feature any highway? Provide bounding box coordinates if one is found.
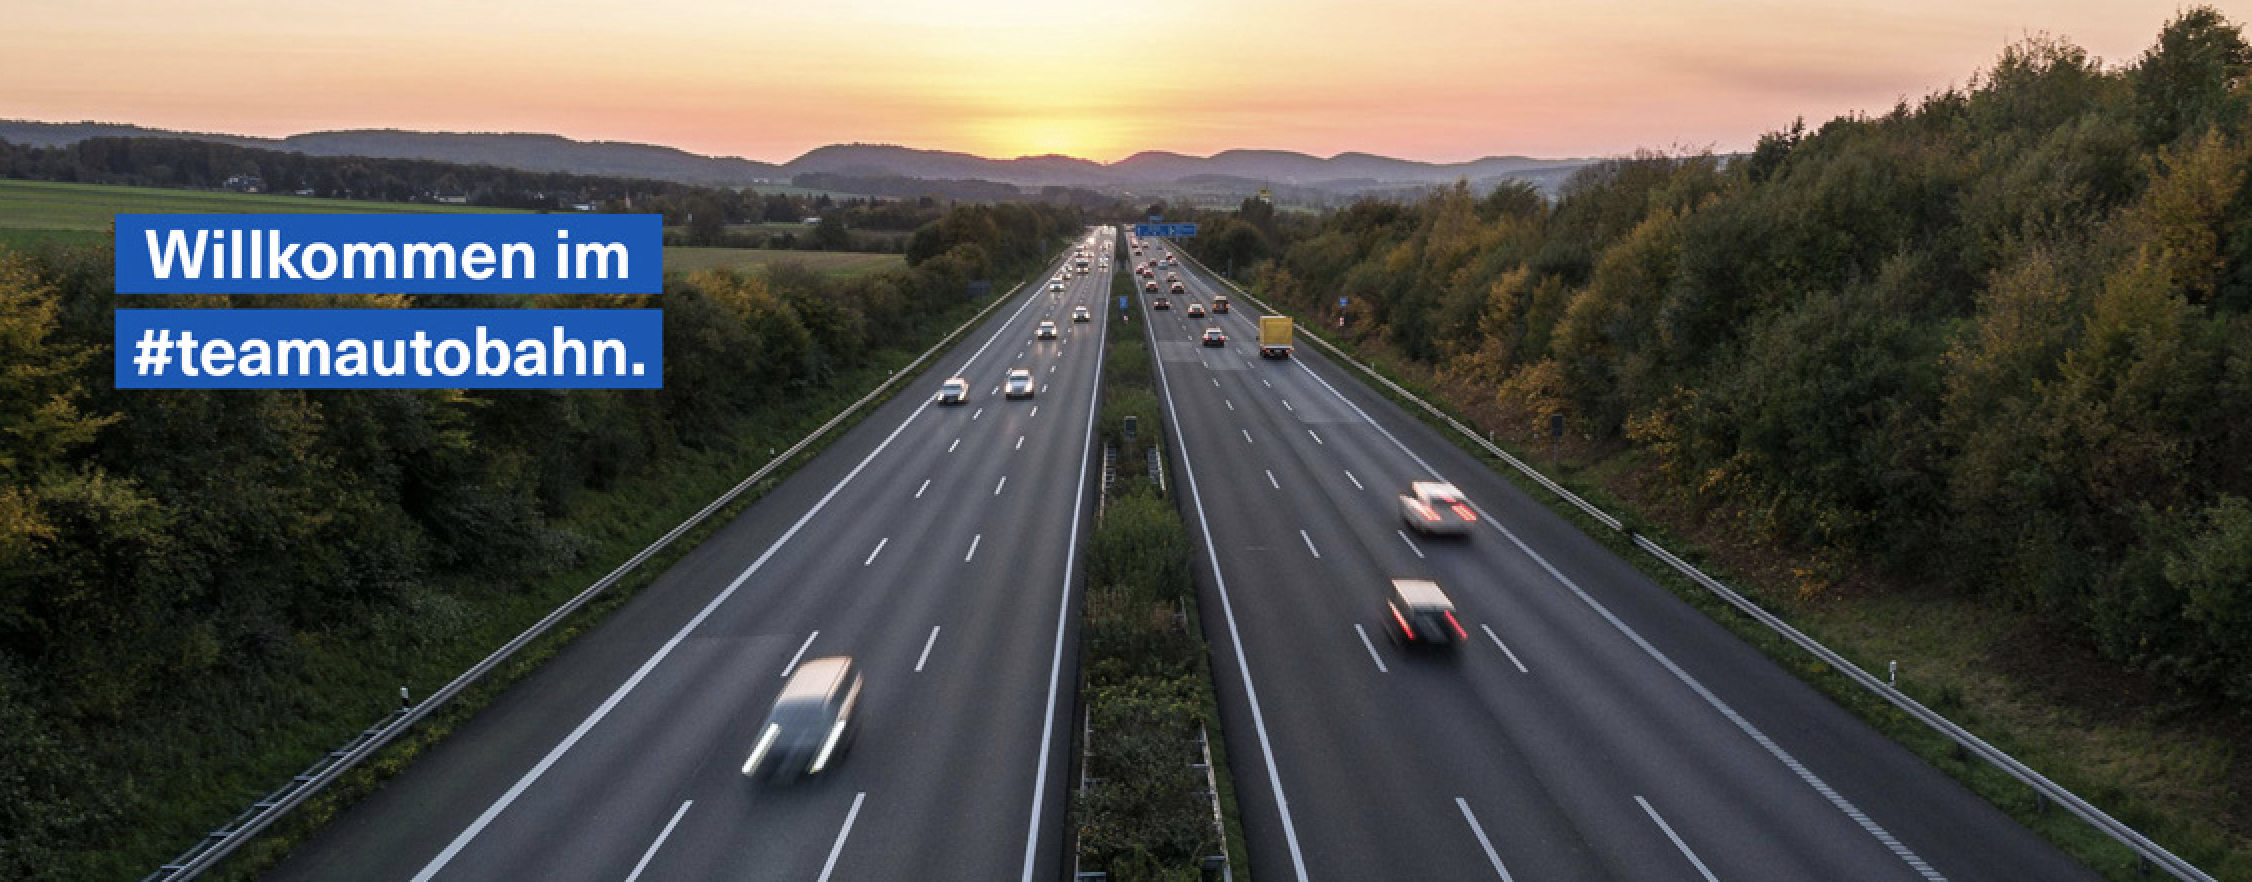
[1131,238,2100,882]
[264,233,1115,882]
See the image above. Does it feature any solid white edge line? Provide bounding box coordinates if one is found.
[1353,624,1389,674]
[815,792,867,882]
[864,538,887,568]
[916,625,942,673]
[1139,273,1312,882]
[621,799,692,882]
[1637,794,1721,882]
[1482,624,1530,674]
[407,256,1051,882]
[781,630,819,678]
[1290,346,1945,881]
[1457,797,1516,882]
[1021,230,1110,882]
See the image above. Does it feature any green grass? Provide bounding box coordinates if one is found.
[0,179,521,235]
[662,246,904,279]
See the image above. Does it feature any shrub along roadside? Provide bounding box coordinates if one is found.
[1071,263,1249,881]
[1187,253,2247,880]
[2,197,1085,880]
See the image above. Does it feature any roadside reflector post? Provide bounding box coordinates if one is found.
[399,686,410,709]
[1888,659,1898,687]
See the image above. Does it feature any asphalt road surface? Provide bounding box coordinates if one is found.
[265,233,1117,882]
[1128,237,2099,882]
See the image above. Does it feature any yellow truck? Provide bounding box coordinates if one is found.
[1258,316,1293,359]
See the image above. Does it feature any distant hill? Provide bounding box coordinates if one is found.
[0,119,1595,198]
[0,121,781,187]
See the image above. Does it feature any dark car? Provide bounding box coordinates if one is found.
[1202,327,1227,346]
[1213,295,1230,313]
[1385,579,1466,647]
[1153,297,1171,310]
[741,656,863,780]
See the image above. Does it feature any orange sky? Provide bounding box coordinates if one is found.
[0,0,2223,163]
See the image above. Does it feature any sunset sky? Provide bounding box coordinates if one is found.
[0,0,2218,163]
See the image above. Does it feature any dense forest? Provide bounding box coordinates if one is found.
[0,199,1081,876]
[1189,8,2252,704]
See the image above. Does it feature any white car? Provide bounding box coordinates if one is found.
[1399,482,1476,536]
[1037,321,1058,340]
[935,377,970,405]
[1004,369,1035,399]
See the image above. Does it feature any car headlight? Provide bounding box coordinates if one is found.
[742,723,781,777]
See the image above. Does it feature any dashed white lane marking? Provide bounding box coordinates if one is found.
[965,533,982,562]
[1482,625,1529,673]
[1354,624,1389,673]
[1266,469,1279,489]
[622,800,693,882]
[1637,795,1720,882]
[994,476,1008,496]
[948,438,960,453]
[1282,399,1294,412]
[1457,798,1516,882]
[864,538,888,567]
[814,792,867,882]
[1242,429,1255,444]
[915,479,930,498]
[1308,429,1324,445]
[1346,470,1364,490]
[1397,529,1425,559]
[1226,399,1235,411]
[1016,435,1025,450]
[916,626,942,673]
[1299,529,1320,559]
[973,408,984,421]
[781,631,819,677]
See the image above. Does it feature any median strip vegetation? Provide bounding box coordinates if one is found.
[1071,262,1248,881]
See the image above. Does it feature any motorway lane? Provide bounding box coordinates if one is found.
[1131,239,2098,881]
[265,232,1115,882]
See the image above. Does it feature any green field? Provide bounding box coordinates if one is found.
[662,246,904,279]
[0,180,904,281]
[0,179,522,233]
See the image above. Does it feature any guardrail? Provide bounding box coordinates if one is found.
[1169,246,2213,882]
[142,278,1032,882]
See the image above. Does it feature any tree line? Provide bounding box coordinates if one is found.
[0,199,1081,877]
[1192,9,2252,704]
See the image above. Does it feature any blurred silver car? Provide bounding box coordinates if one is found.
[1399,481,1476,536]
[936,377,970,405]
[1005,368,1035,399]
[742,656,862,780]
[1385,579,1466,648]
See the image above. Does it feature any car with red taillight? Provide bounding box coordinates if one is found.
[1398,481,1476,536]
[1385,579,1467,647]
